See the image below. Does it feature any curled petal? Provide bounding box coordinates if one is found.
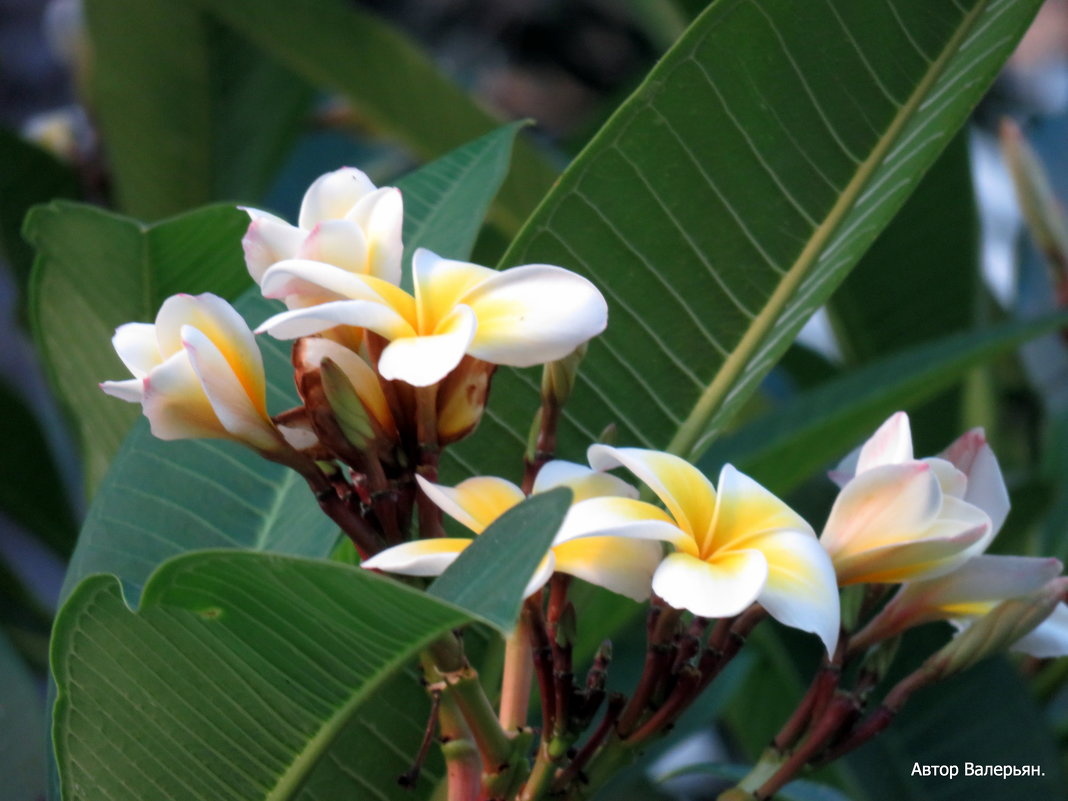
[299,167,376,229]
[141,351,225,441]
[923,457,967,499]
[256,299,414,342]
[856,411,913,474]
[155,294,264,372]
[652,550,767,619]
[111,322,160,378]
[588,445,716,544]
[416,474,525,534]
[942,428,1009,536]
[242,212,303,283]
[299,220,369,276]
[461,264,608,367]
[260,259,415,320]
[555,496,691,553]
[413,249,497,333]
[377,306,477,386]
[710,465,813,553]
[747,529,840,653]
[362,538,471,577]
[346,187,404,285]
[552,536,662,602]
[100,377,145,403]
[522,553,557,599]
[532,460,638,501]
[820,462,942,558]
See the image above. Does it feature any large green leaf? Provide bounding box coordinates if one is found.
[0,629,46,801]
[430,488,571,631]
[25,202,253,491]
[178,0,556,233]
[52,551,473,801]
[59,292,337,605]
[702,309,1068,495]
[449,0,1041,484]
[84,0,312,220]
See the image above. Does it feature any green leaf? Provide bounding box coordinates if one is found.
[25,201,253,492]
[177,0,556,233]
[657,763,851,801]
[84,0,312,221]
[396,121,526,288]
[59,291,338,605]
[449,0,1042,483]
[0,129,78,293]
[0,629,46,801]
[0,379,78,556]
[702,309,1068,495]
[52,551,472,801]
[430,487,572,632]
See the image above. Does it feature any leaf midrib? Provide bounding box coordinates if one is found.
[665,0,989,460]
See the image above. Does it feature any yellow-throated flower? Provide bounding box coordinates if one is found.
[100,293,283,452]
[242,166,403,292]
[255,248,608,387]
[556,446,840,653]
[819,413,997,586]
[361,460,663,601]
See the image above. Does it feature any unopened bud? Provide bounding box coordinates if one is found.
[928,577,1068,678]
[541,343,587,408]
[437,356,496,446]
[597,422,617,446]
[320,359,378,450]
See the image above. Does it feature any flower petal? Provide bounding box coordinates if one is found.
[461,264,608,366]
[346,187,404,285]
[299,167,376,229]
[1012,603,1068,658]
[362,538,472,577]
[242,212,303,283]
[299,220,369,276]
[141,351,224,441]
[745,529,840,653]
[111,322,161,377]
[856,411,913,474]
[416,474,525,534]
[552,536,662,601]
[941,428,1009,537]
[587,445,716,544]
[710,465,813,551]
[260,259,415,320]
[413,249,497,333]
[820,462,942,558]
[532,460,638,501]
[652,550,767,618]
[922,457,967,499]
[555,496,691,553]
[377,305,477,386]
[523,553,557,599]
[100,378,145,402]
[154,294,264,379]
[256,299,415,341]
[181,325,278,451]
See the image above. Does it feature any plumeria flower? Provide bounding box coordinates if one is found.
[362,461,663,601]
[555,446,840,654]
[850,554,1068,656]
[820,413,998,586]
[100,293,283,452]
[242,166,403,292]
[256,248,608,387]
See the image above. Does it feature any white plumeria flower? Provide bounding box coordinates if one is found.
[256,248,608,387]
[820,413,999,586]
[850,554,1067,655]
[100,293,282,452]
[554,446,840,654]
[362,461,663,601]
[242,166,403,292]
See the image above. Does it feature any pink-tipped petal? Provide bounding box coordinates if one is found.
[242,213,303,283]
[652,550,768,619]
[856,411,913,473]
[100,378,145,403]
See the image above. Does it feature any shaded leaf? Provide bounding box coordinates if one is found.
[0,629,45,801]
[430,487,571,632]
[52,551,471,801]
[25,201,253,491]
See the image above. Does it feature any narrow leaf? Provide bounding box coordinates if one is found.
[430,487,572,632]
[52,552,471,801]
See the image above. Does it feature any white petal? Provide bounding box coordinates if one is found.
[242,213,303,283]
[154,294,262,373]
[346,187,404,285]
[111,322,161,377]
[298,220,369,275]
[856,411,913,474]
[710,464,813,552]
[256,299,414,341]
[588,445,716,544]
[552,536,662,601]
[377,306,477,386]
[416,474,524,534]
[923,457,967,499]
[100,378,145,402]
[1012,603,1068,658]
[523,553,557,599]
[461,264,608,366]
[260,259,389,304]
[652,550,767,618]
[747,529,840,654]
[412,249,498,332]
[830,519,989,585]
[554,496,692,552]
[362,538,471,577]
[532,460,638,501]
[299,167,377,229]
[141,351,223,441]
[181,325,278,451]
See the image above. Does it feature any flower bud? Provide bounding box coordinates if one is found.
[436,355,496,446]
